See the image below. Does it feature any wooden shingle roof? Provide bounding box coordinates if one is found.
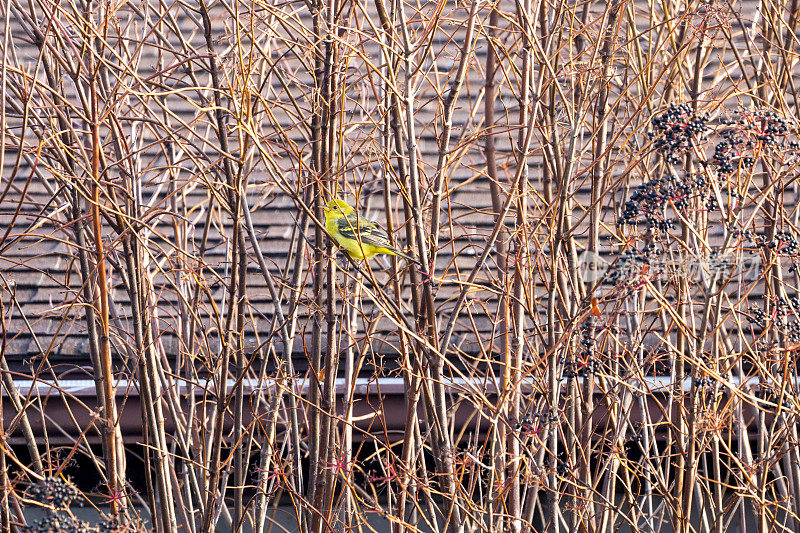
[0,0,793,375]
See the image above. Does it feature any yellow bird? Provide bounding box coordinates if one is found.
[322,199,419,263]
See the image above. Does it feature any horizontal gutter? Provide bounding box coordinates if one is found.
[1,375,778,445]
[4,375,779,397]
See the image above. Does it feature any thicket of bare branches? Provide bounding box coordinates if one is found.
[2,0,800,531]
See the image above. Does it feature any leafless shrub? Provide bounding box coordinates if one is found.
[2,0,800,531]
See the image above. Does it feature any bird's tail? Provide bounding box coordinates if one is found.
[387,248,431,279]
[390,248,421,266]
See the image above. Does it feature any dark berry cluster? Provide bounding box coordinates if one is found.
[514,411,548,436]
[710,135,755,175]
[618,174,713,229]
[650,103,710,164]
[582,358,600,376]
[27,476,81,509]
[712,110,798,174]
[758,112,792,144]
[739,229,800,270]
[579,319,600,375]
[97,518,142,532]
[578,321,595,356]
[746,307,766,326]
[22,477,143,532]
[562,357,600,379]
[24,514,92,533]
[694,376,714,388]
[780,303,800,342]
[760,386,796,409]
[726,110,792,146]
[747,297,800,341]
[627,423,644,445]
[786,295,800,311]
[98,519,124,532]
[731,227,754,241]
[562,319,602,379]
[617,199,640,225]
[775,230,800,256]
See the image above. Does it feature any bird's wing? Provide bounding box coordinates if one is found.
[337,214,393,249]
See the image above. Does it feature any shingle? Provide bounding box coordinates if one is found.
[0,0,792,372]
